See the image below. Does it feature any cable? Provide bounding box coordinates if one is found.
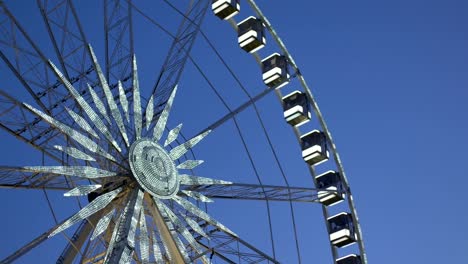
[187,53,277,259]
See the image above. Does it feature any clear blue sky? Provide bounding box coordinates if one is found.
[0,0,467,263]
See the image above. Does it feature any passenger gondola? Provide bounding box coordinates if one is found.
[212,0,240,20]
[328,212,357,248]
[261,53,289,88]
[237,16,266,53]
[301,130,329,166]
[316,170,345,206]
[282,90,311,126]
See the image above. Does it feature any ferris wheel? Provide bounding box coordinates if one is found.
[0,1,367,263]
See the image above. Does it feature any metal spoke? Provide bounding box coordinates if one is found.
[56,211,108,264]
[192,86,275,137]
[0,1,97,156]
[104,0,134,86]
[0,90,64,162]
[146,0,209,132]
[0,166,90,190]
[1,213,76,264]
[192,221,279,264]
[185,183,328,203]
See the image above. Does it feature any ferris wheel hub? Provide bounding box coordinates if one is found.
[129,138,179,199]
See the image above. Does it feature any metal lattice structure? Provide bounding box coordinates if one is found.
[0,1,366,263]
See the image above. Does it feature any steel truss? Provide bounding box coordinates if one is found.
[193,221,280,264]
[146,0,209,127]
[188,183,324,203]
[0,165,329,204]
[104,0,134,87]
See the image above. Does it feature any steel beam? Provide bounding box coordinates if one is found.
[104,0,134,87]
[56,212,105,264]
[0,2,95,162]
[0,214,70,264]
[146,0,209,130]
[0,166,89,190]
[192,221,279,264]
[145,193,187,264]
[185,183,327,203]
[0,90,63,162]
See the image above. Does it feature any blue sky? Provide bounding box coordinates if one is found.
[0,0,467,263]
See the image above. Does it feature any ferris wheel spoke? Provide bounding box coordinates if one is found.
[53,145,97,162]
[49,187,123,238]
[88,45,130,148]
[185,182,327,203]
[48,61,122,154]
[56,210,110,264]
[164,123,183,147]
[192,221,279,264]
[181,190,213,203]
[37,0,93,85]
[169,129,211,160]
[138,206,150,264]
[0,2,57,114]
[103,189,140,263]
[64,185,103,197]
[145,194,190,263]
[0,167,89,191]
[153,84,178,141]
[104,0,134,85]
[150,230,165,263]
[148,0,209,121]
[118,81,130,123]
[63,107,100,139]
[0,212,78,264]
[116,191,145,264]
[156,199,210,264]
[179,174,232,186]
[151,198,190,263]
[133,55,143,140]
[0,90,65,163]
[0,2,100,151]
[21,166,117,179]
[173,196,236,238]
[192,86,275,137]
[24,102,118,163]
[90,209,115,241]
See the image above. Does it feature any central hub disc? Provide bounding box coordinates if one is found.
[129,138,179,199]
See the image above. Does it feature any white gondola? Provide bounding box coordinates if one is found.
[282,91,311,126]
[316,170,345,206]
[212,0,240,20]
[301,130,329,166]
[337,254,362,264]
[237,16,266,53]
[261,53,289,88]
[327,212,357,248]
